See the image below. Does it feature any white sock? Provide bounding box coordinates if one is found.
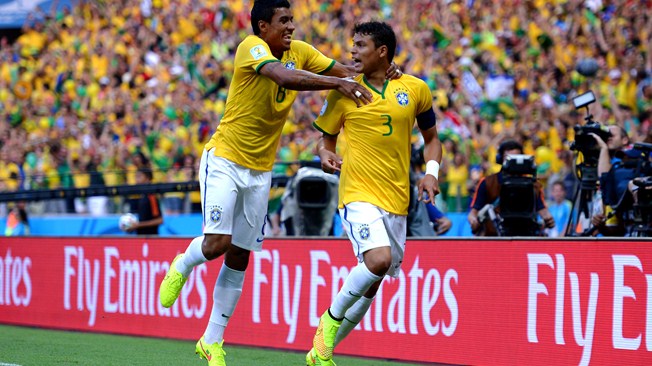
[335,296,374,347]
[204,264,245,344]
[329,263,381,319]
[176,236,207,277]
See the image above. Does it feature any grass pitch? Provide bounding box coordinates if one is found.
[0,324,422,365]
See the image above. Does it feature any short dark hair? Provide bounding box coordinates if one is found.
[498,140,524,155]
[353,21,397,62]
[251,0,291,35]
[496,139,524,164]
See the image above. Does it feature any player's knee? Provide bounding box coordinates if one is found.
[364,249,392,276]
[202,234,231,260]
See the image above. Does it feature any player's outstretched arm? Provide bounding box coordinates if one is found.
[326,62,402,80]
[259,62,372,106]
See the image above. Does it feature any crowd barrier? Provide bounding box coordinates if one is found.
[1,237,650,365]
[0,213,473,237]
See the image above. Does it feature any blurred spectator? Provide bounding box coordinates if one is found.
[86,152,108,216]
[164,158,188,215]
[126,167,163,235]
[546,181,572,237]
[4,201,30,236]
[445,152,470,213]
[407,169,451,237]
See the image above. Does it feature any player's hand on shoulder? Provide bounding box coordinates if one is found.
[337,78,372,107]
[385,61,403,80]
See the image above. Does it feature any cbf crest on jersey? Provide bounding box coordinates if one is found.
[284,61,296,70]
[209,206,224,224]
[358,224,370,240]
[395,87,409,107]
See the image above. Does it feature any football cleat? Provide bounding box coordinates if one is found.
[312,311,342,361]
[196,336,227,366]
[306,347,337,366]
[159,254,188,308]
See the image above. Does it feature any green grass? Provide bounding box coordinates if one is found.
[0,325,422,365]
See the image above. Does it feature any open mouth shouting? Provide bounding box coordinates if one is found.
[352,57,363,71]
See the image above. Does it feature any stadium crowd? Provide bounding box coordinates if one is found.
[0,0,651,220]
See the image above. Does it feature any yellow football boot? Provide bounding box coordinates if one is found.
[195,336,227,366]
[159,254,188,308]
[312,311,342,362]
[306,347,337,365]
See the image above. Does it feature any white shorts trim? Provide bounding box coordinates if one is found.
[339,201,407,278]
[199,149,271,251]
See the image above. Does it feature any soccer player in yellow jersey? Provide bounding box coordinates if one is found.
[158,1,401,365]
[306,22,443,366]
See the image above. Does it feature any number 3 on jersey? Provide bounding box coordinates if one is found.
[381,114,393,136]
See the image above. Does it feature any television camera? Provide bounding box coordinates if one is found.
[478,154,540,236]
[631,142,652,176]
[569,91,612,165]
[579,141,652,237]
[566,91,611,236]
[631,175,652,237]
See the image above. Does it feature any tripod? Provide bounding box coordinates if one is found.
[629,178,652,237]
[565,161,600,237]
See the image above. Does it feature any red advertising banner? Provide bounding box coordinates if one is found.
[1,237,651,365]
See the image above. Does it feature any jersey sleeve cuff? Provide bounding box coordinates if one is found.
[255,59,281,74]
[317,60,336,75]
[312,121,338,136]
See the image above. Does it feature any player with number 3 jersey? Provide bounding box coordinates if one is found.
[307,21,443,366]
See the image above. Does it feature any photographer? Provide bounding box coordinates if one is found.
[468,140,554,236]
[590,125,631,182]
[589,126,636,235]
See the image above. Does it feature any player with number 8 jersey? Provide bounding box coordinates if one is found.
[204,35,335,171]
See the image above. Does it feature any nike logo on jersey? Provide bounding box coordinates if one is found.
[256,237,264,243]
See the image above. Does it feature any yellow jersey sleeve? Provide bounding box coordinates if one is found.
[414,78,434,115]
[291,40,336,75]
[313,90,350,136]
[235,35,281,74]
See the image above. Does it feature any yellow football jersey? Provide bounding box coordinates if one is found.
[314,74,433,215]
[205,35,335,171]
